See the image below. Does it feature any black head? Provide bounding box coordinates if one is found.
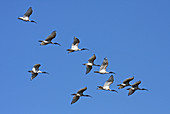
[53,43,61,46]
[31,20,37,23]
[81,48,89,51]
[84,95,92,97]
[109,71,116,74]
[141,88,148,91]
[94,64,100,66]
[111,90,118,93]
[42,72,49,74]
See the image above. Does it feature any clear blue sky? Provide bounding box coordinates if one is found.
[0,0,170,114]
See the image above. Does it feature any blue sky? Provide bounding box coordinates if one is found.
[0,0,170,114]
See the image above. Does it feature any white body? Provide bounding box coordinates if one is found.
[99,69,107,74]
[18,16,30,21]
[32,67,42,73]
[71,44,80,51]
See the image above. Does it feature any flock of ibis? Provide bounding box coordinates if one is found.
[18,7,148,104]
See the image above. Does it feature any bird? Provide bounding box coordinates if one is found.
[94,57,115,74]
[127,80,148,96]
[117,77,134,89]
[38,31,61,46]
[28,64,48,80]
[71,87,91,104]
[82,54,100,74]
[67,37,89,53]
[18,7,37,23]
[97,75,118,92]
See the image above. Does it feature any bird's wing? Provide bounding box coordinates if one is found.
[71,95,80,104]
[88,54,96,63]
[132,81,141,87]
[128,88,135,96]
[86,66,92,74]
[72,37,80,46]
[104,75,114,87]
[77,87,87,94]
[45,31,56,41]
[100,58,108,71]
[31,73,38,80]
[24,7,33,17]
[33,64,41,69]
[123,77,134,84]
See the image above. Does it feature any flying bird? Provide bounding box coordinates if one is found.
[28,64,48,80]
[71,87,91,104]
[18,7,37,23]
[83,54,100,74]
[117,77,134,89]
[127,81,148,96]
[97,75,117,92]
[94,57,115,74]
[38,31,61,46]
[67,37,89,53]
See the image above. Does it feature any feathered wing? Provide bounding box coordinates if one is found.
[77,87,87,94]
[31,73,38,80]
[132,81,141,87]
[104,75,114,87]
[71,95,80,104]
[45,31,56,41]
[33,64,41,71]
[71,37,80,49]
[88,54,96,63]
[86,66,92,74]
[123,77,134,84]
[99,58,108,71]
[24,7,33,17]
[128,89,135,96]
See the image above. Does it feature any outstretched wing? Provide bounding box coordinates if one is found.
[104,75,114,87]
[24,7,33,17]
[31,73,38,80]
[77,87,87,94]
[123,77,134,84]
[32,64,41,72]
[45,31,56,41]
[100,58,108,71]
[88,54,96,63]
[34,64,41,69]
[71,37,80,49]
[86,66,92,74]
[71,95,80,104]
[132,81,141,87]
[128,88,135,96]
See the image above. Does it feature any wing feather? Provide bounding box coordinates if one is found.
[88,54,96,63]
[100,58,108,71]
[132,81,141,87]
[86,66,92,74]
[77,87,87,94]
[31,73,38,80]
[123,77,134,84]
[71,95,80,104]
[45,31,56,41]
[24,7,33,17]
[128,89,135,96]
[104,75,113,87]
